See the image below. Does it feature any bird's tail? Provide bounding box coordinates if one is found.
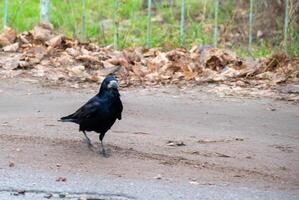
[58,115,76,122]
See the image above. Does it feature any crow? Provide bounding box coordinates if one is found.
[59,76,123,157]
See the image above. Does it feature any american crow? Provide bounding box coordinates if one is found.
[59,76,123,156]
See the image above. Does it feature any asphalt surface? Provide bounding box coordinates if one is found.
[0,78,298,200]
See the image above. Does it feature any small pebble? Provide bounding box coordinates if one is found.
[154,174,162,180]
[44,193,53,199]
[9,161,15,167]
[59,193,66,198]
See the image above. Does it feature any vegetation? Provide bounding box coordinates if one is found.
[0,0,298,57]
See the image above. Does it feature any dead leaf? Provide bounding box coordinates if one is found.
[98,65,121,76]
[0,27,17,46]
[3,42,19,52]
[46,34,64,48]
[102,60,116,68]
[132,65,145,77]
[0,36,10,46]
[56,53,74,66]
[66,47,80,57]
[76,55,101,64]
[32,22,54,41]
[1,58,19,70]
[67,65,85,76]
[0,23,297,98]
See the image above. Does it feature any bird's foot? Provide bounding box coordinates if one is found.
[83,138,93,147]
[99,147,111,157]
[99,149,110,158]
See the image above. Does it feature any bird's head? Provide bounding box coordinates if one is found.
[99,76,119,95]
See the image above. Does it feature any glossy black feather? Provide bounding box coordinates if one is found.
[60,76,123,141]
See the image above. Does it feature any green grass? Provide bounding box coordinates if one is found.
[0,0,298,58]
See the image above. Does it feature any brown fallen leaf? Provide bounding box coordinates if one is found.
[46,34,64,48]
[2,57,19,70]
[66,47,80,57]
[67,65,85,76]
[132,65,145,77]
[102,60,116,68]
[97,65,122,76]
[76,55,101,64]
[0,27,17,46]
[3,42,19,52]
[0,22,297,97]
[32,22,54,41]
[19,34,30,44]
[0,36,10,46]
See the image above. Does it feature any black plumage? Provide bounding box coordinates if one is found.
[59,76,123,156]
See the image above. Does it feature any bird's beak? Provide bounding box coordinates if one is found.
[108,80,118,89]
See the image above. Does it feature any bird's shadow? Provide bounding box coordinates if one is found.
[84,140,112,158]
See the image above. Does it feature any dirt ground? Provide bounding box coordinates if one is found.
[0,78,298,199]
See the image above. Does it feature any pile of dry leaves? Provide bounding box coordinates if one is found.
[0,23,298,99]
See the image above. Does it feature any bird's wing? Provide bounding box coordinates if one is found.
[72,101,100,119]
[60,96,101,122]
[116,98,123,120]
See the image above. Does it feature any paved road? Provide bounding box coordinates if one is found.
[0,78,298,199]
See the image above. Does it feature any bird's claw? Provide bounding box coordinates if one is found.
[100,150,110,158]
[83,138,93,147]
[99,147,111,157]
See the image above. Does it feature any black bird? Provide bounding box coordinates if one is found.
[59,76,123,156]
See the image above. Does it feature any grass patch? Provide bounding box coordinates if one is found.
[0,0,298,58]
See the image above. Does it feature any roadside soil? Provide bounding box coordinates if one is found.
[0,77,298,199]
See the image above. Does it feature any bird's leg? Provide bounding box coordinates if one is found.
[98,133,110,157]
[100,140,107,157]
[101,140,110,158]
[83,131,92,146]
[99,135,109,157]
